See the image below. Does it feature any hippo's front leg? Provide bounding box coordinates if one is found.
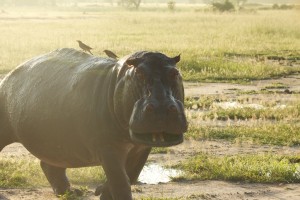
[96,145,151,199]
[100,144,132,200]
[126,145,151,184]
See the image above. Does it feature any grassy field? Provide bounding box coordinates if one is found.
[182,90,300,184]
[1,5,300,200]
[186,92,300,144]
[178,153,300,183]
[0,6,299,82]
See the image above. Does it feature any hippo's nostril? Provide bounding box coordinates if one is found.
[168,105,177,113]
[145,103,155,112]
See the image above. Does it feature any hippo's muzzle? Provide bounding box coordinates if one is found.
[129,97,187,147]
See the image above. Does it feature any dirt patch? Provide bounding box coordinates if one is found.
[1,74,300,199]
[184,74,300,97]
[2,140,300,199]
[2,181,300,200]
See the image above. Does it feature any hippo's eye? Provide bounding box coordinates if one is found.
[135,67,145,81]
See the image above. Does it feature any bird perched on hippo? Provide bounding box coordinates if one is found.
[76,40,93,55]
[103,49,119,59]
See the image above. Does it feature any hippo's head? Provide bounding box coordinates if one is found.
[113,51,188,147]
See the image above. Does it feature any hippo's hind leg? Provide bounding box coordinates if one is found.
[40,161,70,195]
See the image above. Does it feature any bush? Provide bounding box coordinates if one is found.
[272,4,294,10]
[167,1,176,11]
[212,0,235,12]
[272,4,279,9]
[280,4,294,10]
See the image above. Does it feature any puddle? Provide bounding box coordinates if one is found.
[273,105,287,109]
[138,163,182,184]
[213,102,264,109]
[213,102,289,110]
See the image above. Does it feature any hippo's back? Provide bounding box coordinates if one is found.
[0,48,117,167]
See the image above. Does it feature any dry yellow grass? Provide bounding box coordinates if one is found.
[0,7,299,81]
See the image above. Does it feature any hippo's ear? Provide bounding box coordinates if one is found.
[172,54,181,64]
[126,58,142,67]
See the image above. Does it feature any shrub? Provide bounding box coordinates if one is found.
[167,1,176,11]
[212,0,235,12]
[272,4,279,9]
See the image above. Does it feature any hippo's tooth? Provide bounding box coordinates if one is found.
[159,133,165,142]
[152,134,157,142]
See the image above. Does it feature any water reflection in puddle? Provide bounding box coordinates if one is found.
[139,163,182,184]
[213,102,288,110]
[214,102,264,109]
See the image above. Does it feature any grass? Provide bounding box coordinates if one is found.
[185,96,216,110]
[177,153,300,183]
[186,123,300,146]
[151,147,169,154]
[201,105,300,121]
[0,158,43,188]
[181,57,298,82]
[58,187,89,200]
[0,158,106,188]
[185,94,300,146]
[0,7,299,82]
[264,82,289,89]
[0,5,300,197]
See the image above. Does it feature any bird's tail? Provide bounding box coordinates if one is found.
[88,50,93,55]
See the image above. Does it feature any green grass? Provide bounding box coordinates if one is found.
[182,89,300,184]
[151,147,169,154]
[264,82,289,89]
[177,153,300,183]
[185,94,300,110]
[1,5,300,193]
[202,105,300,121]
[0,8,299,82]
[185,96,216,110]
[181,57,298,82]
[186,123,300,146]
[185,95,300,145]
[0,158,105,188]
[58,187,89,200]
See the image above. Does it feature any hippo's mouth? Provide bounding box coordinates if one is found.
[129,131,183,147]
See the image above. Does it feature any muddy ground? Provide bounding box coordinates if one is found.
[1,74,300,200]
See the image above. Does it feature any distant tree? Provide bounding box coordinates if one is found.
[119,0,141,9]
[272,4,279,9]
[280,4,294,10]
[212,0,235,12]
[168,1,175,11]
[272,4,294,10]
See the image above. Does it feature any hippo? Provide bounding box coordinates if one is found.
[0,48,188,200]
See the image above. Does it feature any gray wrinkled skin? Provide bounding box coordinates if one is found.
[0,48,187,200]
